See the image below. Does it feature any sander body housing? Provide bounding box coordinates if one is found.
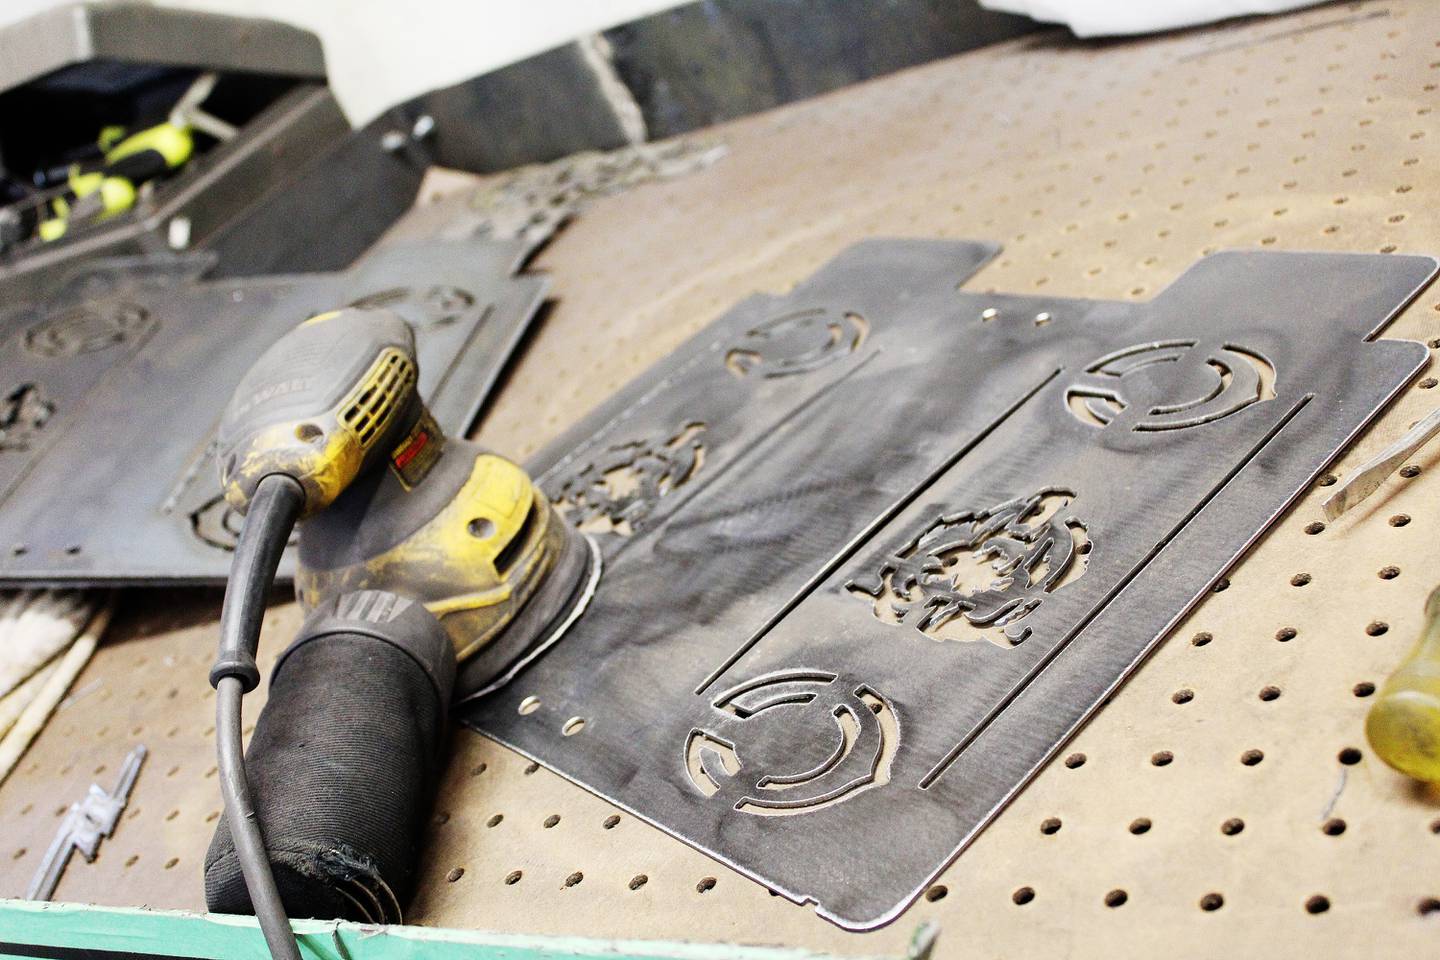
[204,308,595,925]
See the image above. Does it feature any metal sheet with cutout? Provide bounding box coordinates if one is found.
[0,239,547,585]
[461,240,1435,930]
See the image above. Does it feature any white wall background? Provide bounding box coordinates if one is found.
[0,0,689,125]
[0,1,1325,125]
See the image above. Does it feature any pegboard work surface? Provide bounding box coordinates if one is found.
[3,2,1440,956]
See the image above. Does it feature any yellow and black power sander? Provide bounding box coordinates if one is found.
[203,307,599,959]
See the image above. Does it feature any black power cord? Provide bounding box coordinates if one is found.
[209,475,305,960]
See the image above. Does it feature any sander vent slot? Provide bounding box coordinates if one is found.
[342,350,416,450]
[495,499,538,576]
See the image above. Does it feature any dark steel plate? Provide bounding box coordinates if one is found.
[460,240,1435,930]
[0,239,547,585]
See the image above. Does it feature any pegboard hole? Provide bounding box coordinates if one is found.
[1379,566,1400,580]
[1129,818,1152,835]
[629,874,648,891]
[505,870,522,885]
[471,762,488,776]
[925,885,948,903]
[1291,573,1312,587]
[1317,474,1337,487]
[564,872,584,888]
[487,814,503,828]
[1105,889,1128,908]
[518,696,541,715]
[164,858,178,870]
[1191,631,1213,647]
[1304,521,1325,535]
[1241,749,1264,766]
[603,814,621,829]
[1400,465,1422,478]
[1306,895,1330,914]
[544,814,561,828]
[1339,747,1363,765]
[1259,685,1282,702]
[1151,751,1174,767]
[1200,892,1225,911]
[1172,689,1194,704]
[1064,752,1087,769]
[1275,627,1297,642]
[1353,681,1376,698]
[1418,898,1440,917]
[1213,577,1230,593]
[1322,818,1347,836]
[446,867,465,882]
[1221,818,1245,836]
[524,762,540,775]
[1366,622,1389,636]
[1012,886,1034,905]
[1040,817,1062,835]
[697,877,717,894]
[1390,514,1411,527]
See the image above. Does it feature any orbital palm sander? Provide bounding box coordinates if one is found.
[203,307,599,949]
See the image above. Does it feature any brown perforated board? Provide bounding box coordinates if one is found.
[3,1,1440,955]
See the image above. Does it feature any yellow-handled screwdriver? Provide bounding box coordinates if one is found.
[1322,408,1440,782]
[1367,586,1440,782]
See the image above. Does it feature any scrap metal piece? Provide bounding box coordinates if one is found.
[0,239,547,585]
[386,139,727,248]
[460,240,1434,930]
[26,744,146,901]
[1321,404,1440,520]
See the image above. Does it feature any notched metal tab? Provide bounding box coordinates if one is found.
[464,240,1430,930]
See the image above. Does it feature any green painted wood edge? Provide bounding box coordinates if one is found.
[0,899,912,960]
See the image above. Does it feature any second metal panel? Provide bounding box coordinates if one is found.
[461,240,1435,930]
[0,239,547,586]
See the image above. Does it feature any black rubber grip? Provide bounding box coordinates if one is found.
[204,595,454,922]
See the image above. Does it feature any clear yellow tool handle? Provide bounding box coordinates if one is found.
[1367,586,1440,782]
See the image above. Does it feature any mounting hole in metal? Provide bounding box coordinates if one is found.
[562,717,587,736]
[518,696,541,715]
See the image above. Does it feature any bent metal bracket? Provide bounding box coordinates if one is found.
[461,239,1437,930]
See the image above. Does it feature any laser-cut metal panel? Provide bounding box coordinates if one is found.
[461,241,1436,931]
[0,254,217,511]
[0,239,547,586]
